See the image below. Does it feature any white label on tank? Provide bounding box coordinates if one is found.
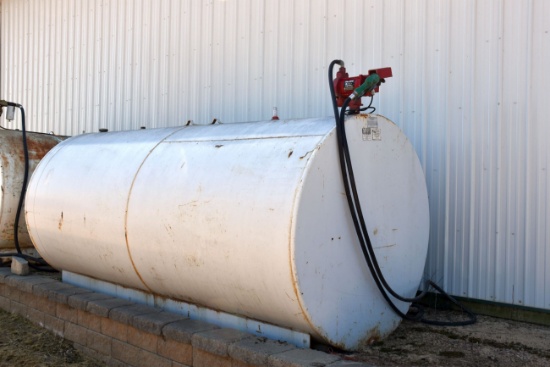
[362,116,381,141]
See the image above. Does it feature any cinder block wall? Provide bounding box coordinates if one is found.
[0,268,370,367]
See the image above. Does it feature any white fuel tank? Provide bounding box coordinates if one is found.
[0,129,63,251]
[25,115,429,350]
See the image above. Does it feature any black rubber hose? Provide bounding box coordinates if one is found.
[335,97,413,320]
[337,92,476,325]
[420,280,477,326]
[328,60,476,326]
[337,101,477,325]
[3,104,53,270]
[338,98,429,303]
[328,60,345,119]
[328,63,412,317]
[13,104,28,255]
[328,61,424,304]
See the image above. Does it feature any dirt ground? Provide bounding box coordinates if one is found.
[0,309,101,367]
[1,299,549,367]
[333,308,550,367]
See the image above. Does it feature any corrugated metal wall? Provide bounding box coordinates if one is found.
[1,0,549,311]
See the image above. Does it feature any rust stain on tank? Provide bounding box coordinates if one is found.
[326,325,383,351]
[25,135,63,160]
[1,130,63,249]
[2,130,65,162]
[58,212,64,230]
[1,227,14,241]
[358,325,382,347]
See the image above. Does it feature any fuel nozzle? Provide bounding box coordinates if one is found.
[350,73,380,101]
[333,67,392,113]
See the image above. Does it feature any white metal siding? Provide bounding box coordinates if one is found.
[1,0,549,310]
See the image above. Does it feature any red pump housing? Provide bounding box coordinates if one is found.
[333,66,392,112]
